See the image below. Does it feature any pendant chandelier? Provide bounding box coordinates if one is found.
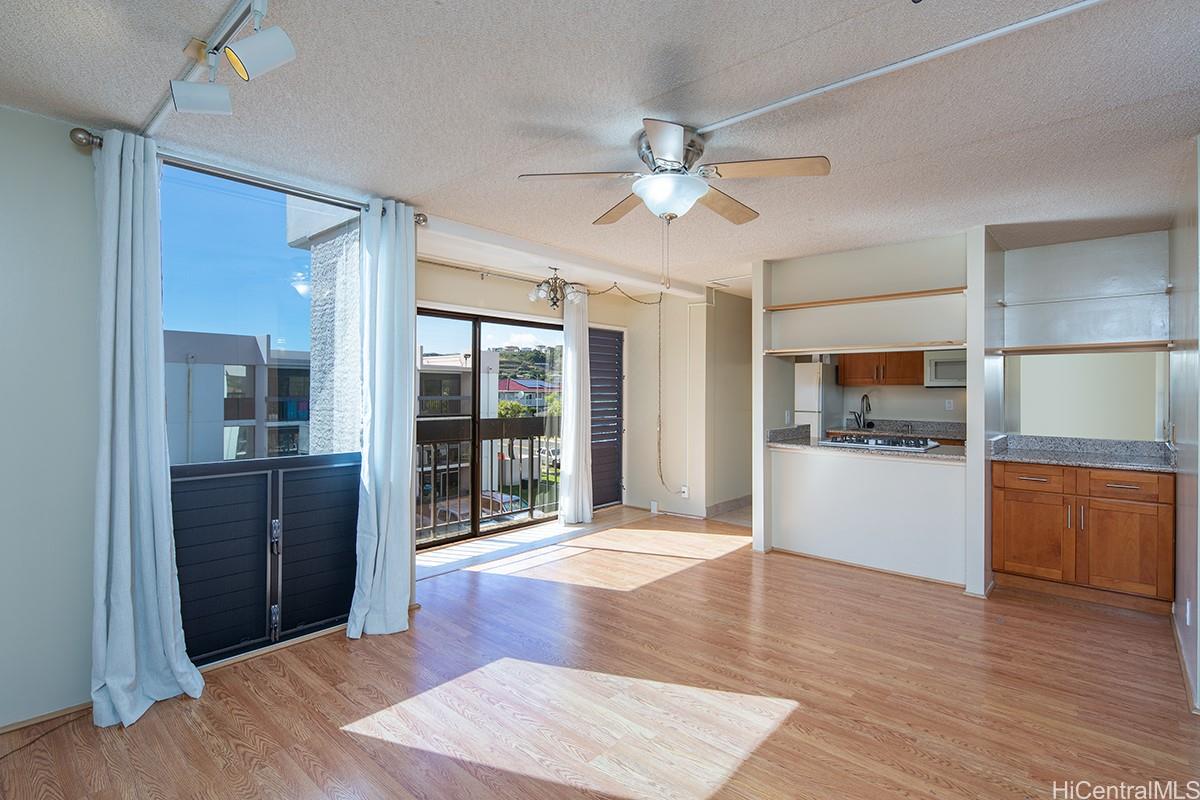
[528,267,585,309]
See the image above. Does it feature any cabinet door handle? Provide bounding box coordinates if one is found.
[1079,503,1085,531]
[1066,504,1072,529]
[1016,476,1049,483]
[1105,483,1140,490]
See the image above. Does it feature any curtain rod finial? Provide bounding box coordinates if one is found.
[69,128,102,148]
[414,212,428,226]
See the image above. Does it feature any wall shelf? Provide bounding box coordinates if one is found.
[765,339,965,357]
[996,286,1172,309]
[989,340,1174,356]
[765,285,966,312]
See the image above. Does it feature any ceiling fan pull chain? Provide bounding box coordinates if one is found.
[660,214,673,289]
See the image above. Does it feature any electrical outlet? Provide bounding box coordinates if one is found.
[650,500,659,514]
[680,485,689,499]
[945,399,955,411]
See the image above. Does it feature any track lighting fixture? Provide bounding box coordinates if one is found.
[223,0,296,81]
[170,52,232,115]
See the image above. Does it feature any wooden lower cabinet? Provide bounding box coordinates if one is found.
[992,490,1073,582]
[1078,497,1173,599]
[992,463,1174,601]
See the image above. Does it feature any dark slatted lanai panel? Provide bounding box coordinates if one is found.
[589,328,624,508]
[278,462,359,637]
[172,472,271,664]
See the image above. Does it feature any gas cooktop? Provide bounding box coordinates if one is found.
[818,433,940,452]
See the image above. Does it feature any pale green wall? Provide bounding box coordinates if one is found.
[0,107,99,726]
[1006,352,1167,440]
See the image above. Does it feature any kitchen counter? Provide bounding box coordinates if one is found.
[990,435,1176,474]
[769,440,966,464]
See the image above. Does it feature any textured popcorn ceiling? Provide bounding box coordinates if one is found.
[2,0,1198,294]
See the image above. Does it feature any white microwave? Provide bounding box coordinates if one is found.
[924,349,967,387]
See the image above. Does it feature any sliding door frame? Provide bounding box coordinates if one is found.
[417,307,565,548]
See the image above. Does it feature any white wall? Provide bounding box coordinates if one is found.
[1006,352,1166,440]
[964,227,1005,597]
[0,107,98,727]
[1003,231,1169,347]
[705,292,752,510]
[1169,138,1199,711]
[767,234,967,353]
[840,385,967,424]
[771,448,966,585]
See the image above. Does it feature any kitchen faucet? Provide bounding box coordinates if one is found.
[850,393,872,428]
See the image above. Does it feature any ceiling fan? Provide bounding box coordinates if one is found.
[518,118,830,225]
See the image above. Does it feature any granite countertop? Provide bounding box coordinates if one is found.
[990,448,1176,473]
[769,440,967,464]
[990,435,1176,474]
[825,419,967,440]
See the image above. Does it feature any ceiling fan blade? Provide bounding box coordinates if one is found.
[702,156,830,179]
[697,186,759,225]
[593,193,643,225]
[518,171,636,181]
[643,118,686,166]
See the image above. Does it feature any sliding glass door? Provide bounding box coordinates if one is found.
[415,314,474,545]
[478,320,563,533]
[416,310,563,547]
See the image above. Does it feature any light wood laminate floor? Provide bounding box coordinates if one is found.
[3,512,1198,799]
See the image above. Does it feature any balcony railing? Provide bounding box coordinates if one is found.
[415,415,561,546]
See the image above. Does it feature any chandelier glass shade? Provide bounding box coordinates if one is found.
[528,268,584,309]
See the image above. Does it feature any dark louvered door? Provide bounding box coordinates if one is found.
[278,462,359,638]
[172,472,272,664]
[172,454,360,666]
[589,328,624,508]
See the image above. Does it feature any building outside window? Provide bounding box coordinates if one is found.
[160,164,361,465]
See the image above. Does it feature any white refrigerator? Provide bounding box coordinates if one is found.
[793,361,843,443]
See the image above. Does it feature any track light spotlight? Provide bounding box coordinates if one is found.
[170,52,231,115]
[223,0,295,81]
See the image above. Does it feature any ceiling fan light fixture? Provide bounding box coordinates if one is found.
[632,173,708,219]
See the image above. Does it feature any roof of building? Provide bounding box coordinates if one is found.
[498,377,560,392]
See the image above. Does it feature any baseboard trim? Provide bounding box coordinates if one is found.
[963,579,995,599]
[200,623,349,674]
[1172,615,1200,716]
[770,547,966,589]
[992,572,1171,615]
[0,700,91,738]
[0,617,412,737]
[706,495,751,518]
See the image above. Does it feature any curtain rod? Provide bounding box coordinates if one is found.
[65,128,427,224]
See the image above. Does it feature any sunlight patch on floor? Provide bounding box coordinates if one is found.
[342,658,796,800]
[461,526,750,590]
[469,546,707,590]
[567,527,750,559]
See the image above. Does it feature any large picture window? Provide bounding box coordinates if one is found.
[160,164,361,465]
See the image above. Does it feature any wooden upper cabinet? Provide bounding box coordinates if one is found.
[882,351,924,385]
[837,353,882,386]
[837,351,925,386]
[1077,497,1173,600]
[992,489,1074,583]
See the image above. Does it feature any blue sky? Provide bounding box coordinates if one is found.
[161,164,318,351]
[162,163,563,356]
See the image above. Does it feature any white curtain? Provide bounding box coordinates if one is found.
[91,130,204,727]
[559,292,593,523]
[347,199,416,638]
